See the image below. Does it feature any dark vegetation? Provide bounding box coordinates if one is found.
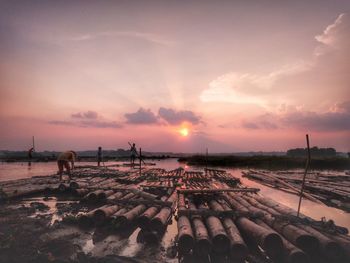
[286,147,337,157]
[178,155,350,170]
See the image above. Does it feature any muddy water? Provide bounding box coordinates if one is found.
[1,159,350,230]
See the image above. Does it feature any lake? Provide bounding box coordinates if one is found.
[1,159,350,230]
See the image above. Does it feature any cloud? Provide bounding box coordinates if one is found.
[200,62,310,105]
[242,119,278,130]
[280,106,350,132]
[158,107,201,125]
[68,31,175,46]
[49,111,122,128]
[240,101,350,132]
[200,13,349,108]
[49,119,122,128]
[48,120,74,126]
[124,108,159,124]
[71,111,98,119]
[315,13,348,49]
[79,120,122,128]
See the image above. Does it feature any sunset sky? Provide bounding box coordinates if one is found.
[1,0,349,152]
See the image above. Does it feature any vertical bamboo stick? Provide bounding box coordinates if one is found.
[297,134,311,217]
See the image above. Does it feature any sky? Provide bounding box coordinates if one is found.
[0,0,349,152]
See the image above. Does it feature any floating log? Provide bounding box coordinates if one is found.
[107,191,124,201]
[255,219,308,263]
[137,229,164,244]
[218,201,248,261]
[326,234,350,259]
[246,171,322,203]
[58,183,70,192]
[235,216,284,259]
[254,195,348,233]
[262,214,319,255]
[84,189,105,203]
[93,205,120,223]
[198,203,230,253]
[137,196,168,229]
[298,224,346,261]
[137,206,159,229]
[150,191,177,232]
[177,215,194,254]
[78,205,109,227]
[178,188,259,194]
[114,204,147,226]
[186,200,212,257]
[229,194,320,255]
[71,188,89,196]
[70,181,89,189]
[97,189,115,201]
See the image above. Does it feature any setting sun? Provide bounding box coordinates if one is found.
[179,127,189,137]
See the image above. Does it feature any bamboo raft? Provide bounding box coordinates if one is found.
[243,170,350,211]
[0,167,350,263]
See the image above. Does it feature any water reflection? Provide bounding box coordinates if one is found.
[227,168,350,230]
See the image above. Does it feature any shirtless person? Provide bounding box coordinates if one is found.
[57,150,77,181]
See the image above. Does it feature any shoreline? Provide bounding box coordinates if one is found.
[178,155,350,170]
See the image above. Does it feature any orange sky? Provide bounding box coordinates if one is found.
[0,1,349,152]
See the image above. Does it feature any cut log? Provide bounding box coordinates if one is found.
[222,217,248,261]
[255,219,308,263]
[177,215,194,254]
[70,181,89,189]
[150,191,177,232]
[84,190,105,203]
[93,205,120,223]
[97,190,114,201]
[107,191,124,201]
[299,224,346,261]
[235,216,284,259]
[78,205,109,227]
[72,188,89,196]
[137,196,167,229]
[262,214,319,255]
[115,204,147,226]
[199,203,230,253]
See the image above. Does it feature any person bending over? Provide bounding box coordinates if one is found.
[57,150,77,181]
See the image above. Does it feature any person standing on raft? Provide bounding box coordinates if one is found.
[57,150,77,181]
[28,147,34,167]
[130,143,137,166]
[97,146,102,167]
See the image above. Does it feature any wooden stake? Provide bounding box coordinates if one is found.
[139,148,142,176]
[205,148,208,177]
[297,134,311,217]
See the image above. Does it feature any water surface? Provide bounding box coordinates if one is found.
[1,159,349,230]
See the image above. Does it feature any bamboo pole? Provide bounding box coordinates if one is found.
[297,134,311,216]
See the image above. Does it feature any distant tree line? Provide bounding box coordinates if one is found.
[286,147,336,158]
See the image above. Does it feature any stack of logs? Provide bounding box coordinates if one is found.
[176,169,350,263]
[0,175,61,200]
[243,170,350,211]
[1,166,350,263]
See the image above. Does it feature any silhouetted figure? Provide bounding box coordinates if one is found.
[57,150,77,181]
[28,147,34,167]
[130,143,137,165]
[97,146,102,167]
